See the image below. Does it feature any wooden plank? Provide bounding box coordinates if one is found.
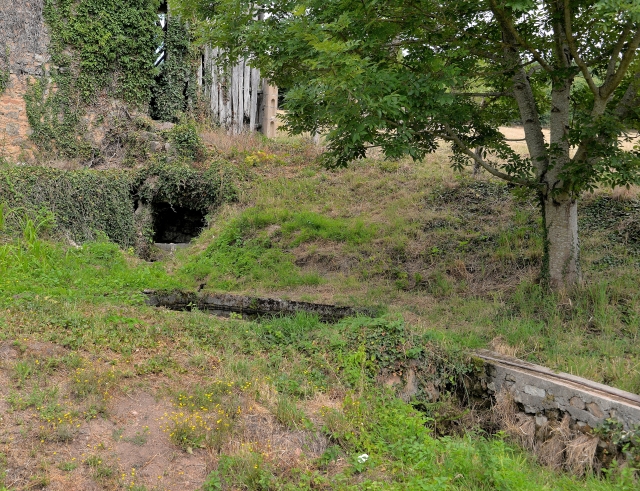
[224,64,232,130]
[211,48,218,121]
[219,55,227,128]
[249,67,260,131]
[202,47,271,132]
[231,62,239,133]
[237,60,245,133]
[243,60,251,120]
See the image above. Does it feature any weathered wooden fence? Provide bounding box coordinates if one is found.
[197,46,278,136]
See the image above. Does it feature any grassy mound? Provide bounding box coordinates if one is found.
[165,145,640,393]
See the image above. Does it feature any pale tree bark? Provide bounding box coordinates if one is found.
[493,1,582,288]
[543,76,581,289]
[543,195,580,288]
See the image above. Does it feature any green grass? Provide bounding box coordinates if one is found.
[0,237,176,305]
[1,140,640,488]
[0,236,636,488]
[175,208,374,291]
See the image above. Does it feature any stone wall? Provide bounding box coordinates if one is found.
[0,0,49,158]
[476,349,640,431]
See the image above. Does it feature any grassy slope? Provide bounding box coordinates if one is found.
[173,136,640,393]
[0,134,639,490]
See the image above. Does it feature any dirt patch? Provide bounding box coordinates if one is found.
[0,385,208,490]
[228,403,328,470]
[0,338,343,490]
[109,391,208,490]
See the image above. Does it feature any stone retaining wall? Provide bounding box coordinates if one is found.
[475,349,640,430]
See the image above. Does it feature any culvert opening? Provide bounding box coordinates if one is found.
[152,203,207,243]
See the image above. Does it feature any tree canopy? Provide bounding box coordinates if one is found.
[179,0,640,288]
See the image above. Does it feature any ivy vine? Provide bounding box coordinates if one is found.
[150,16,198,122]
[44,0,161,104]
[25,0,162,158]
[0,161,237,249]
[0,48,9,95]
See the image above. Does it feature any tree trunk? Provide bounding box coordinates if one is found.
[542,194,581,289]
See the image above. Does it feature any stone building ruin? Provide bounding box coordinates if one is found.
[0,1,278,160]
[0,0,50,158]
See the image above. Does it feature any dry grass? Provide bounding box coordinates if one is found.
[200,126,324,166]
[488,336,522,359]
[492,391,600,476]
[229,402,328,471]
[493,391,536,450]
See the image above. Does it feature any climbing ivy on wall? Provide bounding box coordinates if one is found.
[0,161,237,248]
[0,166,138,246]
[44,0,161,104]
[0,48,9,95]
[150,17,198,122]
[24,0,162,158]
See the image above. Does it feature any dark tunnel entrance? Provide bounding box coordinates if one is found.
[152,203,207,243]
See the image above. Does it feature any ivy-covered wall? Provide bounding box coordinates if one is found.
[0,161,237,250]
[23,0,163,161]
[0,0,205,161]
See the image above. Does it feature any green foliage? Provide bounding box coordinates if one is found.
[0,48,9,95]
[25,0,161,158]
[0,235,175,308]
[197,0,640,287]
[167,119,207,160]
[2,209,640,488]
[151,17,198,122]
[44,0,161,104]
[274,394,312,430]
[179,217,321,289]
[0,161,237,248]
[202,0,640,188]
[340,317,474,399]
[595,419,640,469]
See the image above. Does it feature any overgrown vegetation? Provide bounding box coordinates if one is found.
[1,134,640,488]
[43,0,161,104]
[25,0,161,159]
[0,227,637,488]
[23,1,202,160]
[150,17,198,122]
[0,160,236,248]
